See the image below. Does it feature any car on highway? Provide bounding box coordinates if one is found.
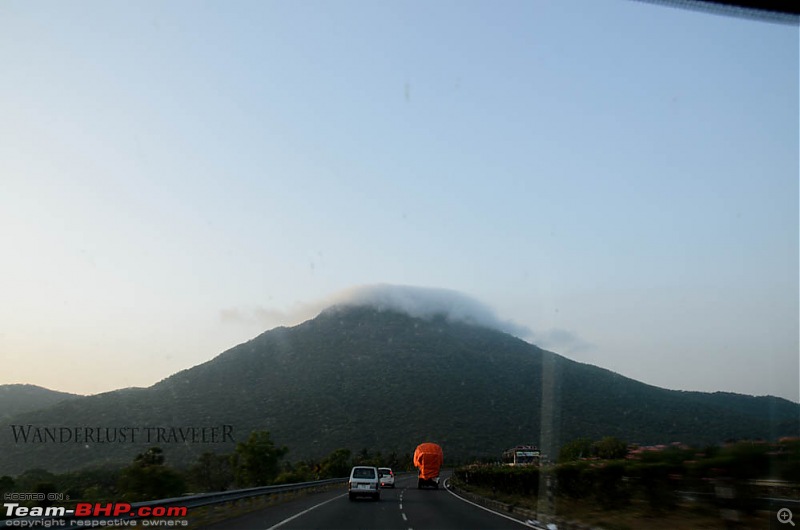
[348,466,380,501]
[378,467,395,488]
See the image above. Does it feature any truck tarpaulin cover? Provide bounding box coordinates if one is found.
[414,442,443,480]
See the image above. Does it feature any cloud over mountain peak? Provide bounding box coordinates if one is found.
[220,283,532,340]
[322,284,531,338]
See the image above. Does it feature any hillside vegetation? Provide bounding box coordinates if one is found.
[0,385,80,422]
[1,306,797,474]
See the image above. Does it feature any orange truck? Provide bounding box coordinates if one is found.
[413,442,443,489]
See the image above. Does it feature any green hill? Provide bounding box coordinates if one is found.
[0,306,797,474]
[0,384,80,423]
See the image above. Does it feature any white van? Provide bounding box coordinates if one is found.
[348,466,380,501]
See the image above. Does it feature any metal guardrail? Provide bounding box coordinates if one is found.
[140,477,348,510]
[0,477,348,527]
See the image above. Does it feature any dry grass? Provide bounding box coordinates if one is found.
[454,483,769,529]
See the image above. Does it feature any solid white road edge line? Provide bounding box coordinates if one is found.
[443,478,545,529]
[264,492,348,530]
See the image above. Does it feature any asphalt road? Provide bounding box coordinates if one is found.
[199,472,532,530]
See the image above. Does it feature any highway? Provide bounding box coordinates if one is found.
[199,472,533,530]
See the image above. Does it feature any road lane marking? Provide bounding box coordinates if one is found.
[264,492,347,530]
[443,478,543,528]
[401,513,407,522]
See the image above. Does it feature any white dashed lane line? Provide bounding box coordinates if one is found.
[399,488,411,529]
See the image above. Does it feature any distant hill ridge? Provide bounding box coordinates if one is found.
[0,306,797,474]
[0,384,80,423]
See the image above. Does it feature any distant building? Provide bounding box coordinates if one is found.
[503,445,540,465]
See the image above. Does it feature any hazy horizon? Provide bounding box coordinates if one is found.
[2,283,798,404]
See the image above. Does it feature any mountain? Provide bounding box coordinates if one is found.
[0,306,797,475]
[0,384,80,422]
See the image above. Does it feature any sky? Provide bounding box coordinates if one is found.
[1,0,797,402]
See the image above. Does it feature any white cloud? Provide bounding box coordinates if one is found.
[221,283,533,339]
[323,284,532,338]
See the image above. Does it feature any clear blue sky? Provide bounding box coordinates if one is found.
[1,0,797,401]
